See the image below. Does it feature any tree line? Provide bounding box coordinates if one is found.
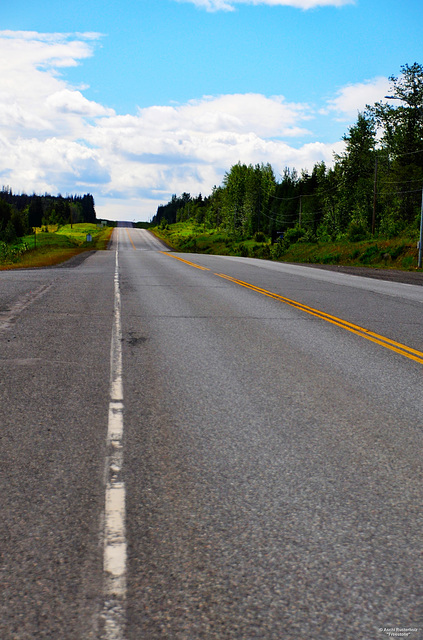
[151,63,423,243]
[0,190,96,244]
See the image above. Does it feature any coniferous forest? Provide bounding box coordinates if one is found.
[151,63,423,246]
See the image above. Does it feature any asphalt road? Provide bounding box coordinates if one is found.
[1,227,422,640]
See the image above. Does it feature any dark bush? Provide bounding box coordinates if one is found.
[253,231,267,243]
[3,220,17,244]
[359,245,380,263]
[284,225,306,245]
[347,220,368,242]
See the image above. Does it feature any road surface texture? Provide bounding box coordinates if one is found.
[1,226,422,640]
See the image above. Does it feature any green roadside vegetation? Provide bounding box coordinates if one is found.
[152,221,421,271]
[0,223,113,270]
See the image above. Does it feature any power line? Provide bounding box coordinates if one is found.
[261,207,323,224]
[380,177,423,184]
[270,185,338,202]
[378,187,422,196]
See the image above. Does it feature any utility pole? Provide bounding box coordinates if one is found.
[299,195,302,228]
[419,185,423,268]
[372,156,378,235]
[258,195,261,233]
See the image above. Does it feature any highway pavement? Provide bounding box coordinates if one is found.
[1,227,422,639]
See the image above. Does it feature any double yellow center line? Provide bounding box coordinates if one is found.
[160,254,210,271]
[125,228,136,250]
[161,252,423,365]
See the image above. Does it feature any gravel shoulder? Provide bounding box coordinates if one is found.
[294,263,423,286]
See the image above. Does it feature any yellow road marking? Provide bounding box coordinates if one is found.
[159,252,422,365]
[215,273,423,365]
[159,252,210,271]
[126,228,136,250]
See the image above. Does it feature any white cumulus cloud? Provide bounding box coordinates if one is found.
[0,31,113,194]
[46,89,114,117]
[323,76,391,120]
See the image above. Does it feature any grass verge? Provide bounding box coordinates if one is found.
[0,224,113,270]
[152,222,422,271]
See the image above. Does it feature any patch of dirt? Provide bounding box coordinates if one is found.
[52,250,97,268]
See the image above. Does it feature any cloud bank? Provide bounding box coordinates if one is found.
[0,31,381,221]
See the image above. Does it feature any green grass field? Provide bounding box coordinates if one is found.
[0,223,113,269]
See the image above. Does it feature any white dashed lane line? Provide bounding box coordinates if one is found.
[101,230,127,640]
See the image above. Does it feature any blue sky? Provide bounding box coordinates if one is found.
[1,0,423,221]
